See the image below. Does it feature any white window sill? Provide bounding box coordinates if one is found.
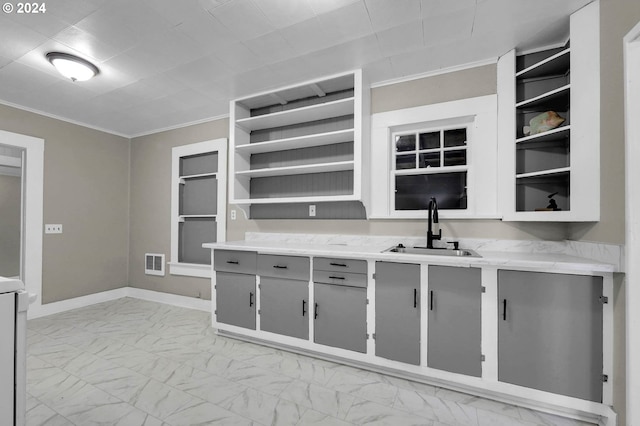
[168,262,211,278]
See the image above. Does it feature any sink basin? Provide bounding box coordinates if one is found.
[383,245,482,258]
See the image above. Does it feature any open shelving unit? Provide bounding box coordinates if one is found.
[498,1,600,221]
[170,138,227,278]
[230,70,370,218]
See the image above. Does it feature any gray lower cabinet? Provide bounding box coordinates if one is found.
[216,272,256,330]
[498,270,604,402]
[314,282,367,353]
[428,265,482,376]
[375,262,421,365]
[260,277,309,339]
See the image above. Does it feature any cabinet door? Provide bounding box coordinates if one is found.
[428,266,482,376]
[498,270,603,402]
[216,272,256,330]
[314,283,367,353]
[260,277,309,340]
[375,262,420,365]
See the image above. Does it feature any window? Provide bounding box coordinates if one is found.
[170,138,227,278]
[369,95,499,219]
[392,124,470,211]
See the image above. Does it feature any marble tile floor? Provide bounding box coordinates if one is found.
[26,297,596,426]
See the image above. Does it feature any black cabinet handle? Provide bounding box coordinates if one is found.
[314,303,319,319]
[329,276,345,280]
[273,265,288,269]
[414,288,418,308]
[249,292,254,307]
[329,262,347,267]
[502,299,507,321]
[302,300,307,316]
[226,260,239,265]
[429,290,433,311]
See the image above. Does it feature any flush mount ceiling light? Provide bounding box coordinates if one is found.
[46,52,99,82]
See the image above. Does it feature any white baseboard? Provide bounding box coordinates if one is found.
[126,287,210,312]
[27,287,210,319]
[28,287,129,319]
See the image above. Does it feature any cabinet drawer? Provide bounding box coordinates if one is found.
[314,257,367,274]
[214,250,257,274]
[313,270,367,288]
[258,254,310,281]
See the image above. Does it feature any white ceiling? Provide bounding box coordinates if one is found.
[0,0,592,137]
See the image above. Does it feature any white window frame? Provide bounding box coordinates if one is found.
[169,138,227,278]
[369,95,499,219]
[391,120,473,213]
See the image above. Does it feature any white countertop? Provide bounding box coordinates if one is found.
[203,239,617,274]
[0,277,25,294]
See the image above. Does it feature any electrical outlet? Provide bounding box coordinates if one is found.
[231,209,236,220]
[309,205,316,217]
[45,224,63,234]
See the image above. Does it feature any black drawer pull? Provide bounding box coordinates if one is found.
[314,303,319,319]
[249,292,254,307]
[414,288,418,308]
[329,276,345,280]
[429,290,433,311]
[302,300,307,316]
[226,260,239,265]
[502,299,507,321]
[329,262,348,267]
[273,265,288,269]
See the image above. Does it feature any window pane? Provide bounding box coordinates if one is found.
[444,129,466,147]
[395,172,467,210]
[395,134,416,152]
[444,150,467,166]
[419,152,440,168]
[419,132,440,149]
[396,154,415,170]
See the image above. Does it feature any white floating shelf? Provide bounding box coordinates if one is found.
[516,84,570,109]
[179,172,217,181]
[516,167,570,179]
[178,215,218,222]
[516,125,571,144]
[236,97,355,131]
[236,161,355,178]
[236,129,355,154]
[516,48,570,80]
[232,194,357,205]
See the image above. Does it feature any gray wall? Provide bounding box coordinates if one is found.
[0,174,21,277]
[0,104,130,303]
[128,119,228,300]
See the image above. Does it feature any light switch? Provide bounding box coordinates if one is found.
[309,205,316,217]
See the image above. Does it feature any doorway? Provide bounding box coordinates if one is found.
[0,130,44,317]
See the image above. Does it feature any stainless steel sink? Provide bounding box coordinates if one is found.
[383,245,482,258]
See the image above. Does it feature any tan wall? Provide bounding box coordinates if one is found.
[128,119,228,299]
[0,104,130,303]
[0,174,21,277]
[226,64,570,242]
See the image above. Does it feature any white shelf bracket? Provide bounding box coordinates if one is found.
[310,83,326,97]
[269,93,288,105]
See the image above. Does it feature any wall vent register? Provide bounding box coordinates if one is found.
[145,253,165,276]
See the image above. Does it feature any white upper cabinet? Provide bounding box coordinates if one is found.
[229,70,370,217]
[498,0,600,222]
